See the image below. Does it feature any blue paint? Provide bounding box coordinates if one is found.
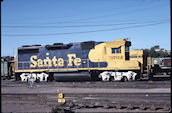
[18,42,107,70]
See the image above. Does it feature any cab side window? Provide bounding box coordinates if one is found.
[112,48,121,54]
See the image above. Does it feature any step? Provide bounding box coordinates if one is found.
[142,74,148,76]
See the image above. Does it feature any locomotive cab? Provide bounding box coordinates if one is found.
[88,39,138,70]
[106,39,131,60]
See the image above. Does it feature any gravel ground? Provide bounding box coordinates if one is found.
[1,75,171,113]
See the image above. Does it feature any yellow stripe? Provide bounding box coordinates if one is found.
[141,78,148,80]
[15,67,140,73]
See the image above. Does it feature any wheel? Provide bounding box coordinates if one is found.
[148,73,153,80]
[15,74,20,81]
[163,72,167,75]
[134,75,140,80]
[121,76,128,82]
[110,76,114,81]
[47,73,54,82]
[36,78,40,83]
[168,72,171,75]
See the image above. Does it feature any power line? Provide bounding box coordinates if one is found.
[71,3,168,22]
[3,17,168,25]
[2,2,168,25]
[41,3,168,25]
[43,1,142,20]
[2,1,148,24]
[2,19,169,28]
[2,21,169,37]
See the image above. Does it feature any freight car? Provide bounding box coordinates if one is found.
[1,56,15,80]
[14,39,154,82]
[1,58,8,79]
[153,57,171,75]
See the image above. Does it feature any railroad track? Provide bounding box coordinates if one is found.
[2,92,171,112]
[2,80,170,89]
[1,79,171,112]
[64,93,170,111]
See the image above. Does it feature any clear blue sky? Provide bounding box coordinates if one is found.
[1,0,170,56]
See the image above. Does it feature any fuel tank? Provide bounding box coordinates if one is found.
[53,71,91,81]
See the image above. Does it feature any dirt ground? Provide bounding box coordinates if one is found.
[1,75,171,113]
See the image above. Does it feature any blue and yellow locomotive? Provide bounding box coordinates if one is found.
[14,39,153,81]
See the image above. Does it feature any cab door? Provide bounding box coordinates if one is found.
[125,45,130,60]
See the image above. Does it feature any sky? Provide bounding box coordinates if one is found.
[1,0,171,56]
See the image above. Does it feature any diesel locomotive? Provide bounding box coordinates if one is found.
[14,38,154,82]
